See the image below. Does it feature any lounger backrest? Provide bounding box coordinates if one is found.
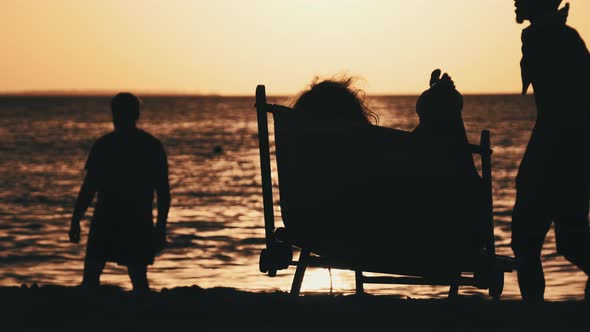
[272,110,419,253]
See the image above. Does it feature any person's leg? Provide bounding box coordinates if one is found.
[552,181,590,300]
[82,223,108,288]
[81,257,106,288]
[555,183,590,265]
[554,194,590,300]
[555,218,590,275]
[511,191,552,302]
[127,265,150,292]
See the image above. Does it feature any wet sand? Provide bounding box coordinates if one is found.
[1,285,588,331]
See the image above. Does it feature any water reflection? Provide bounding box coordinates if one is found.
[0,95,586,300]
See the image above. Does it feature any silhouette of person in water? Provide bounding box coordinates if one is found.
[511,0,590,301]
[68,93,171,292]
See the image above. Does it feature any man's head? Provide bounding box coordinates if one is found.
[111,92,141,131]
[515,0,563,24]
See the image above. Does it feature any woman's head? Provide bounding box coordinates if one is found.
[293,77,378,125]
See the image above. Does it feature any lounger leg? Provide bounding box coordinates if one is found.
[448,272,461,299]
[291,250,310,296]
[355,270,364,295]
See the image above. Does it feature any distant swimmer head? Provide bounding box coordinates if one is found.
[416,69,463,124]
[111,92,141,131]
[293,76,378,125]
[515,0,564,24]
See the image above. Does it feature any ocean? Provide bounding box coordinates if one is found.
[0,94,586,300]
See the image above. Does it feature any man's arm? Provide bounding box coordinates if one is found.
[69,172,98,243]
[154,144,171,249]
[156,180,171,231]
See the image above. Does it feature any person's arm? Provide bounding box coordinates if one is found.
[69,172,98,243]
[154,143,171,250]
[155,179,171,231]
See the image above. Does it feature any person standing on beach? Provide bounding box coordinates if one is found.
[511,0,590,301]
[68,93,171,292]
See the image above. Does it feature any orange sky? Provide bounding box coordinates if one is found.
[1,0,589,95]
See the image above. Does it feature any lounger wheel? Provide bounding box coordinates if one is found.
[259,244,293,277]
[259,249,270,274]
[259,249,278,276]
[488,270,504,300]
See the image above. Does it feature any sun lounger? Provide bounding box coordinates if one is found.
[255,85,515,299]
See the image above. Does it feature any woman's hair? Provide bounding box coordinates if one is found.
[293,76,378,125]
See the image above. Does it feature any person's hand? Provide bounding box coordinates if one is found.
[69,221,81,244]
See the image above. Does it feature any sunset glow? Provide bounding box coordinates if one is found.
[1,0,590,94]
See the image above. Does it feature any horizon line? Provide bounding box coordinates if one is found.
[0,89,529,98]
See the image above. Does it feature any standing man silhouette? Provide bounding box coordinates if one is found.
[69,93,171,292]
[512,0,590,301]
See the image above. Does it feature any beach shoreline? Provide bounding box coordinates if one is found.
[2,285,588,330]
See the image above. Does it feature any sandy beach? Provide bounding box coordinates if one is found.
[2,285,588,331]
